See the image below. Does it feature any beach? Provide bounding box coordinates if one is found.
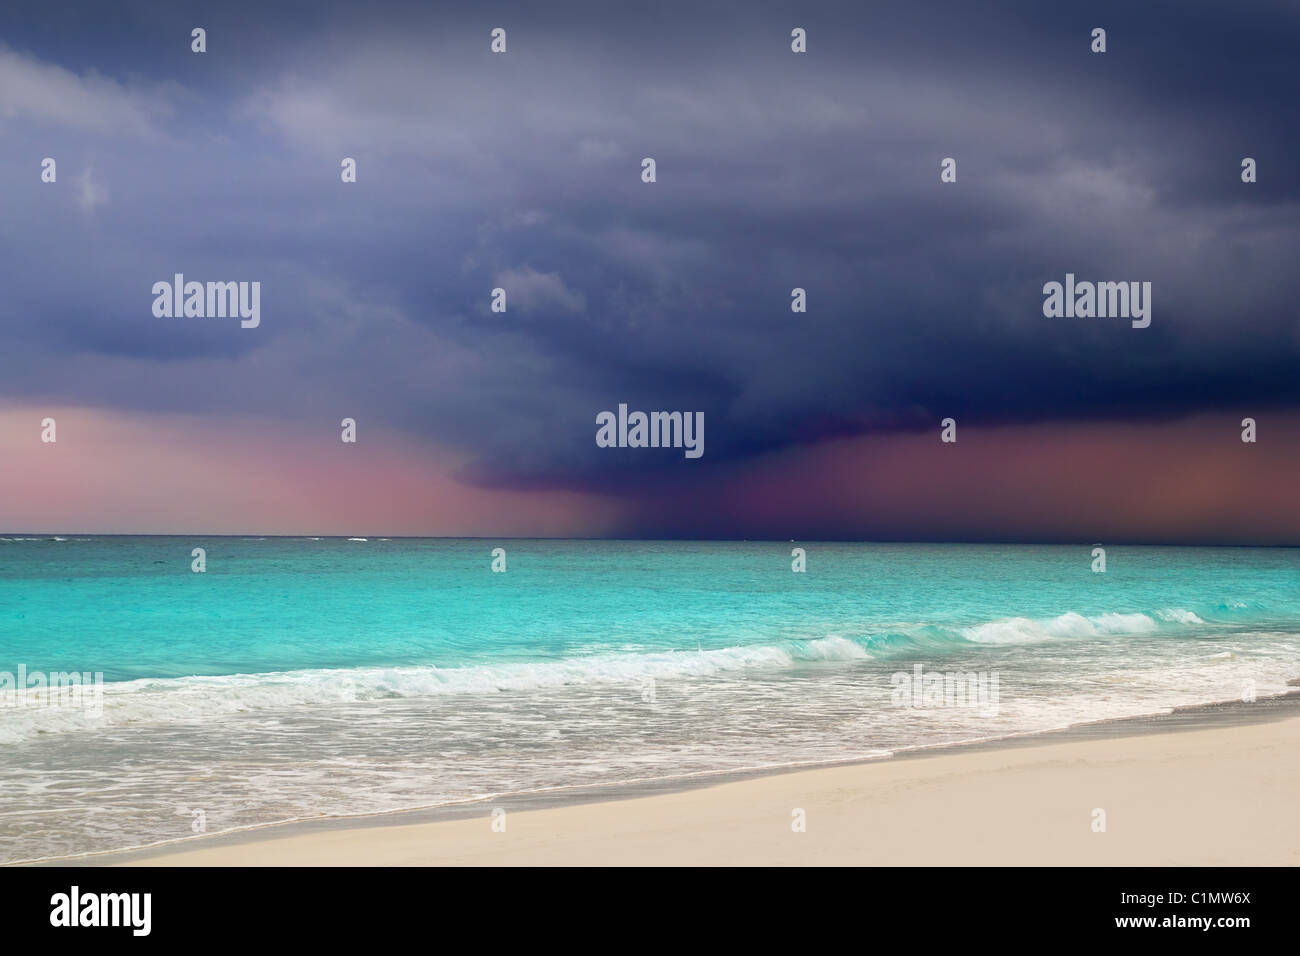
[101,696,1300,867]
[5,539,1299,867]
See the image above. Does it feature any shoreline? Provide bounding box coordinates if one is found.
[25,688,1300,867]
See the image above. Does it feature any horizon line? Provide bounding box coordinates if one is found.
[2,533,1296,549]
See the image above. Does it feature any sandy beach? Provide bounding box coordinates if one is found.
[97,697,1300,867]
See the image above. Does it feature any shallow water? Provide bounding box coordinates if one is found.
[1,538,1296,862]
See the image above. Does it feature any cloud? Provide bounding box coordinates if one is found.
[0,0,1298,514]
[75,165,108,212]
[493,267,586,315]
[577,138,623,164]
[0,44,176,136]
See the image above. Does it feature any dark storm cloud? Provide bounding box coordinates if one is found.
[1,0,1297,492]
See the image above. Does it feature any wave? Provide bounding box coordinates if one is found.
[958,609,1175,644]
[1156,608,1206,625]
[0,607,1235,743]
[0,636,865,742]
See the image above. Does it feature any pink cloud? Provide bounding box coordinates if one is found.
[0,406,622,536]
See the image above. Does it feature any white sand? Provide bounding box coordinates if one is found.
[118,713,1300,866]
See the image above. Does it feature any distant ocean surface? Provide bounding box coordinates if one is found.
[1,537,1297,863]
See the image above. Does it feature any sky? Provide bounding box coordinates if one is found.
[1,0,1298,542]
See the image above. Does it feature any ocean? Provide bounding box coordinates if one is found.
[1,537,1296,863]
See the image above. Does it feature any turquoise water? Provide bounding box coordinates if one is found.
[1,537,1297,862]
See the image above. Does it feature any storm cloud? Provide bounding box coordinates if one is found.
[2,0,1298,510]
